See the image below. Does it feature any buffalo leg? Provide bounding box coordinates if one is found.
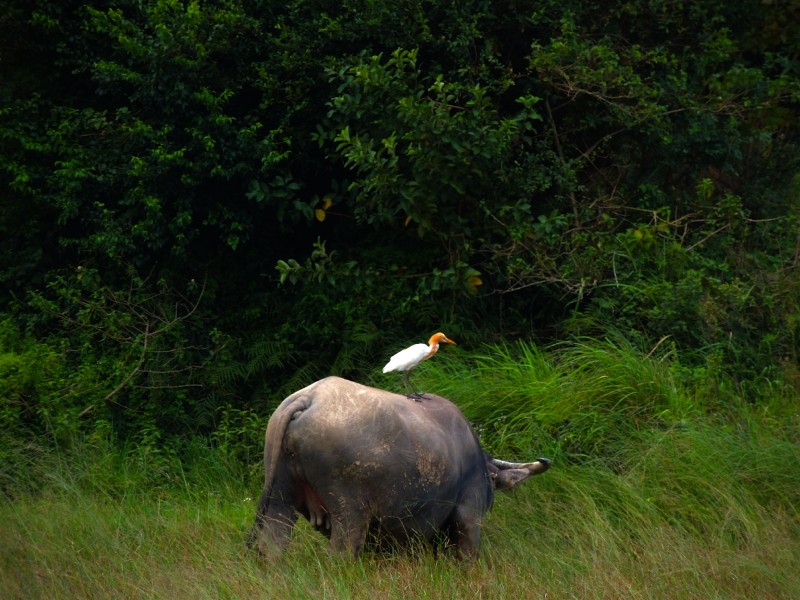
[328,508,369,558]
[452,504,482,560]
[249,461,299,557]
[250,489,298,557]
[263,498,298,554]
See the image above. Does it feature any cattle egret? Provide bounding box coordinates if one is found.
[382,332,456,399]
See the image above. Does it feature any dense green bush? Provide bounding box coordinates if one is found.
[0,0,798,447]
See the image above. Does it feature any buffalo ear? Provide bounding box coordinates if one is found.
[490,458,551,490]
[494,468,534,490]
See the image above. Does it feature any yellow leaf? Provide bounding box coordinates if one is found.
[315,209,326,222]
[323,197,332,210]
[404,214,412,226]
[465,275,483,295]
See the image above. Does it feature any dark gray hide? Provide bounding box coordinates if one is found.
[248,376,550,559]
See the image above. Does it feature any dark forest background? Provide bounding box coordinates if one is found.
[1,0,798,455]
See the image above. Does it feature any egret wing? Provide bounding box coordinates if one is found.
[383,343,429,373]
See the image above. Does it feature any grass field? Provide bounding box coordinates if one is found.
[2,340,799,599]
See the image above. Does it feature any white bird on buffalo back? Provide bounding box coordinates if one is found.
[382,332,456,400]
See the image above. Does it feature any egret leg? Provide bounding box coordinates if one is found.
[403,371,423,401]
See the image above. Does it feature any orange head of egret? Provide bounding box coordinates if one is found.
[428,332,456,347]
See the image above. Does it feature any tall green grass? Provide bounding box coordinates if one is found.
[2,339,799,598]
[420,337,699,459]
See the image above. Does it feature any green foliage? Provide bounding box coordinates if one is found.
[304,46,555,309]
[0,319,83,445]
[320,48,545,233]
[0,0,798,450]
[212,404,266,486]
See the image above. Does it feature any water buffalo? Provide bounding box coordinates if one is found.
[248,376,550,559]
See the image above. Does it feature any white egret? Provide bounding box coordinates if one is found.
[382,332,456,399]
